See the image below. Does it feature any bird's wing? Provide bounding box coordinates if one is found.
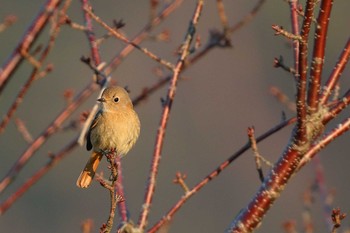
[86,110,102,151]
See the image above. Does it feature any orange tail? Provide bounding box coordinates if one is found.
[76,151,103,188]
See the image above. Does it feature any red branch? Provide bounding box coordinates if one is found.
[0,0,63,94]
[322,89,350,124]
[0,138,78,215]
[227,113,350,233]
[0,83,98,194]
[137,1,204,230]
[288,0,300,79]
[321,38,350,104]
[0,2,69,133]
[0,0,183,207]
[148,117,296,233]
[307,0,333,112]
[115,157,128,224]
[298,117,350,169]
[81,0,101,66]
[104,0,183,74]
[296,0,316,144]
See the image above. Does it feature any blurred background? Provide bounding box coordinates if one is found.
[0,0,350,232]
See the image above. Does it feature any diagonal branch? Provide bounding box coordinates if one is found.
[0,82,98,194]
[84,6,175,71]
[0,138,78,215]
[0,0,63,94]
[137,1,204,230]
[0,0,70,134]
[148,117,296,233]
[320,37,350,104]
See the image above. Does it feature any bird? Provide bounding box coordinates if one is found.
[76,86,140,188]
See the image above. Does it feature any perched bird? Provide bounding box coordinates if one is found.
[76,86,140,188]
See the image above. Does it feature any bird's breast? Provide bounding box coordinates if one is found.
[90,110,140,156]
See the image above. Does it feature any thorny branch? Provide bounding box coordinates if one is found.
[137,1,204,230]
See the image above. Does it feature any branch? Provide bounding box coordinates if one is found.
[137,1,204,230]
[81,0,101,65]
[0,82,98,194]
[295,0,317,144]
[115,157,129,224]
[0,0,63,94]
[0,138,78,215]
[83,6,175,71]
[227,116,350,233]
[0,1,69,133]
[288,0,300,79]
[0,15,17,33]
[103,0,183,75]
[148,117,296,233]
[307,0,333,112]
[98,152,120,233]
[0,0,183,207]
[228,0,266,35]
[320,38,350,104]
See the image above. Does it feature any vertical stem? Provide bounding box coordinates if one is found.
[296,0,316,144]
[81,0,101,66]
[307,0,333,112]
[288,0,300,80]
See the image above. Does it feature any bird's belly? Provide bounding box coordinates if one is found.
[90,119,138,156]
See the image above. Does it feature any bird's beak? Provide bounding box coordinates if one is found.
[97,97,106,102]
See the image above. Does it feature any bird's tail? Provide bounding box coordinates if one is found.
[76,151,103,188]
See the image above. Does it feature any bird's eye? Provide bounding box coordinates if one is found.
[113,97,120,103]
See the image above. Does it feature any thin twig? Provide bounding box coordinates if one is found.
[288,0,300,80]
[273,56,296,75]
[320,38,350,104]
[84,5,175,71]
[14,118,34,143]
[100,152,119,233]
[103,0,183,75]
[115,156,129,225]
[272,25,302,41]
[81,0,101,66]
[216,0,230,34]
[228,0,266,35]
[0,15,17,33]
[248,127,273,182]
